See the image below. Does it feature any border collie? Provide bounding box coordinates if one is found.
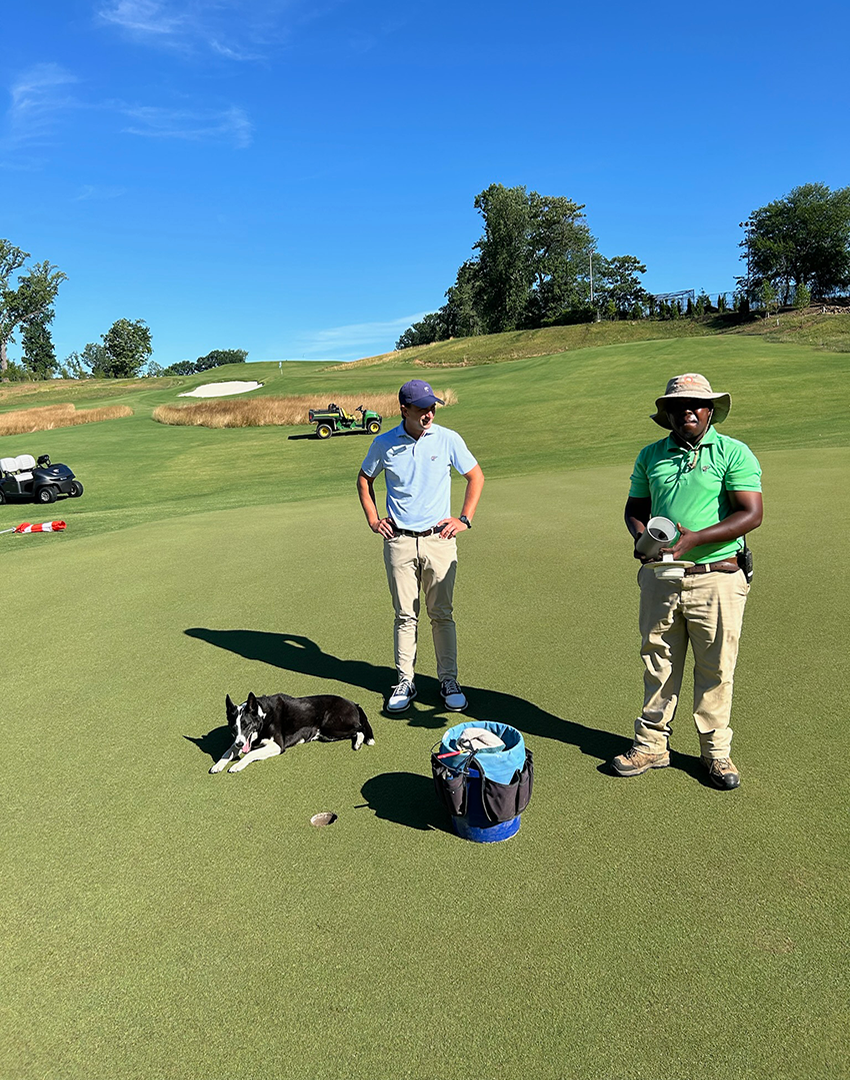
[210,691,375,774]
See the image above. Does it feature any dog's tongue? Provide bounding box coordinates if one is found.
[242,741,251,754]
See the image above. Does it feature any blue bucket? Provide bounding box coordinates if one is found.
[452,767,520,843]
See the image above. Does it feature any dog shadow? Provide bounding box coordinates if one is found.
[183,727,231,763]
[358,772,452,833]
[184,627,629,765]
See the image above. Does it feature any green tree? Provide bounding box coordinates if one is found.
[195,348,248,371]
[0,240,67,375]
[100,318,152,378]
[22,319,57,379]
[594,255,648,318]
[740,183,850,302]
[473,183,536,333]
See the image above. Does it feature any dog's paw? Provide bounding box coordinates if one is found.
[228,760,246,773]
[209,761,227,773]
[365,738,376,746]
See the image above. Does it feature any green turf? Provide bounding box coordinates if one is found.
[1,339,848,1079]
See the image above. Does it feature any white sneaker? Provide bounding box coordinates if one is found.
[440,678,468,712]
[387,678,416,712]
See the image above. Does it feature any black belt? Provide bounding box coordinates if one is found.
[392,525,442,538]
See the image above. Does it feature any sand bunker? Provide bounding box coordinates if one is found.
[179,381,263,398]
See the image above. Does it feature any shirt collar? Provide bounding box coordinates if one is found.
[665,425,718,452]
[394,422,435,442]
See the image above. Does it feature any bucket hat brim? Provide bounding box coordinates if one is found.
[651,373,731,429]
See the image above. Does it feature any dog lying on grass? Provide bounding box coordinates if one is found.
[210,691,375,773]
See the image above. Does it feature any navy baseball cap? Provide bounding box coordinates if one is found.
[398,379,444,409]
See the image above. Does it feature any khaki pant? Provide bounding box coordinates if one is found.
[634,565,750,759]
[383,533,458,683]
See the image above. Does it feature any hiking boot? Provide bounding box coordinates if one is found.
[701,756,740,790]
[440,678,468,712]
[611,745,670,776]
[387,678,416,712]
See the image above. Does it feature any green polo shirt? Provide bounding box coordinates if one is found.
[629,427,762,564]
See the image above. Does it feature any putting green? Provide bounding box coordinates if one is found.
[1,338,848,1079]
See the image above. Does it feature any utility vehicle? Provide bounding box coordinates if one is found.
[308,404,382,439]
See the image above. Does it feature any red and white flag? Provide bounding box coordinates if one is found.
[14,521,67,533]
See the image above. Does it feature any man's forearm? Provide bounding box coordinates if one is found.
[460,465,484,521]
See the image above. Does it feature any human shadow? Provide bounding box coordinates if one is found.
[184,627,628,765]
[359,772,452,833]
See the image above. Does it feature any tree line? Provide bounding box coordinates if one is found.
[397,181,850,349]
[1,238,247,381]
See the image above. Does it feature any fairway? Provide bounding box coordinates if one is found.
[2,338,848,1080]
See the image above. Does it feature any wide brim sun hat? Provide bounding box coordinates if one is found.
[651,372,731,429]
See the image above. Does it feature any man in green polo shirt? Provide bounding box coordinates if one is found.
[612,373,763,789]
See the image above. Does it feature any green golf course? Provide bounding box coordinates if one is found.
[2,334,848,1080]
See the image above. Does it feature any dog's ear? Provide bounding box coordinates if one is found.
[246,691,258,710]
[225,694,236,719]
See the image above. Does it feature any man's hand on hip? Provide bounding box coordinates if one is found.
[371,517,396,539]
[437,517,468,539]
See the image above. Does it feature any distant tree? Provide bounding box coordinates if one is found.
[686,297,695,318]
[472,184,536,333]
[162,359,198,376]
[195,348,248,371]
[61,345,107,384]
[100,318,152,378]
[395,311,448,350]
[716,293,728,312]
[595,255,648,318]
[0,239,66,375]
[443,260,483,338]
[740,183,850,302]
[21,318,57,379]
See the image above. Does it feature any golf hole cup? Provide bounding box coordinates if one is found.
[635,516,678,560]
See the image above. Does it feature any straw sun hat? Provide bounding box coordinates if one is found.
[651,373,731,430]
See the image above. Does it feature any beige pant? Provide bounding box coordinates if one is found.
[634,565,750,759]
[383,533,458,683]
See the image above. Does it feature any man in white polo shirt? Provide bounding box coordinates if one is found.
[357,379,484,713]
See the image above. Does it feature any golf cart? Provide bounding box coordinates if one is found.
[308,403,382,440]
[0,453,83,505]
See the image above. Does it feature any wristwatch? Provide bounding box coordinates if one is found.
[459,515,472,529]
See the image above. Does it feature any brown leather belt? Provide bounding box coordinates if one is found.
[683,559,740,576]
[393,525,442,538]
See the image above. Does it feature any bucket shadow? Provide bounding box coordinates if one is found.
[359,772,451,833]
[184,627,628,764]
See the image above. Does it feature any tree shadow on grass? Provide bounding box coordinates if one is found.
[184,627,628,765]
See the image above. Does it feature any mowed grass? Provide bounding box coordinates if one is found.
[1,337,848,1080]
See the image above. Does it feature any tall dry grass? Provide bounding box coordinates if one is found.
[152,391,458,428]
[0,403,133,436]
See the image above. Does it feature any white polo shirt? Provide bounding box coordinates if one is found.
[361,422,478,531]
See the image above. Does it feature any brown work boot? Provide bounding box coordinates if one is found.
[611,745,670,777]
[701,756,740,790]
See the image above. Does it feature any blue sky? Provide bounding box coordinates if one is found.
[3,0,849,366]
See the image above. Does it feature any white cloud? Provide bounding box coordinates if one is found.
[6,63,79,144]
[119,104,253,148]
[97,0,187,37]
[295,313,430,357]
[96,0,289,59]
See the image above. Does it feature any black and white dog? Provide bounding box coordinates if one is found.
[210,691,375,773]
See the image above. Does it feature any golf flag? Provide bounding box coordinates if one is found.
[12,521,67,533]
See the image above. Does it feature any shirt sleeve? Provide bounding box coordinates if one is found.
[447,431,478,475]
[725,441,762,491]
[628,449,650,498]
[360,439,385,478]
